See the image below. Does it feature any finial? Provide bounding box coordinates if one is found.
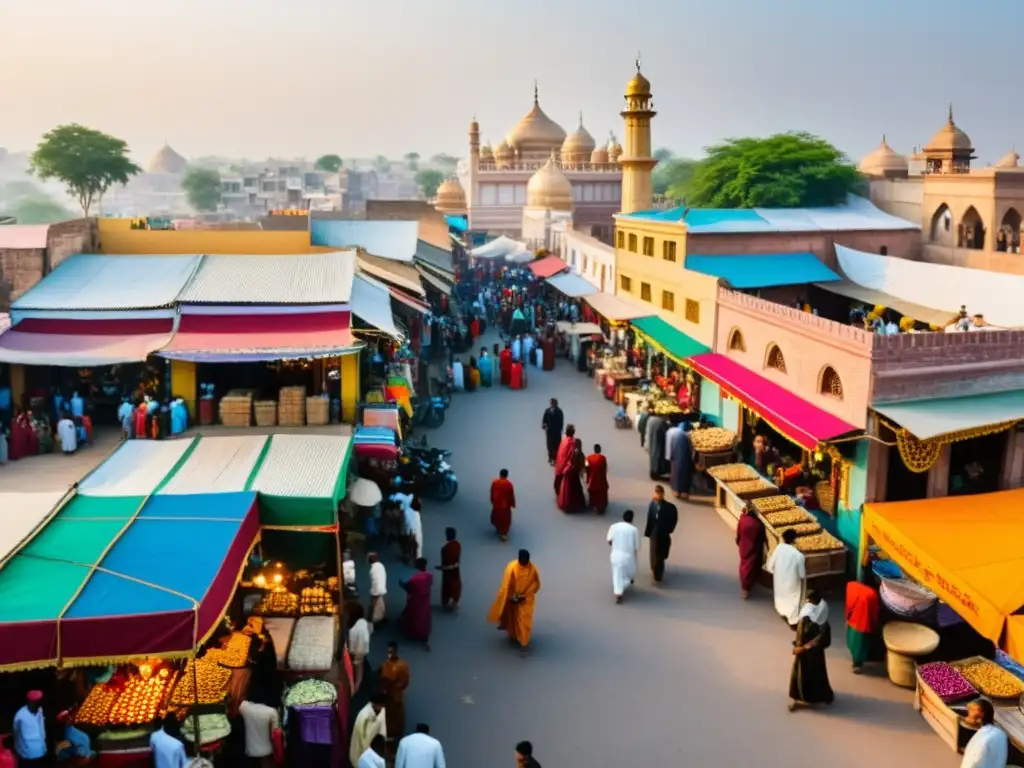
[534,80,539,105]
[948,103,954,122]
[882,133,887,143]
[636,51,642,73]
[579,111,584,127]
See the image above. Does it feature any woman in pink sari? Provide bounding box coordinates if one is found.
[557,438,587,513]
[400,558,434,651]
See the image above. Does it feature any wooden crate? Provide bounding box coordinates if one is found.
[725,479,779,500]
[278,386,306,426]
[763,524,847,579]
[254,401,277,427]
[219,393,254,428]
[916,670,965,752]
[306,397,329,426]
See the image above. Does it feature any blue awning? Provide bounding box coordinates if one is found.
[684,253,841,289]
[445,215,468,233]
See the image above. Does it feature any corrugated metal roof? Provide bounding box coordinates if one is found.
[351,275,401,338]
[415,239,454,275]
[0,224,50,250]
[249,435,352,499]
[177,251,356,305]
[356,253,424,296]
[158,436,269,495]
[685,253,840,288]
[79,439,196,497]
[13,254,202,311]
[546,272,598,297]
[310,220,418,262]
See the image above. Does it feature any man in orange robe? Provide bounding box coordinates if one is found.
[553,424,577,496]
[585,443,609,514]
[487,549,541,654]
[499,344,513,386]
[490,468,516,541]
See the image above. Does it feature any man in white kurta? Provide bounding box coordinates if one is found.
[395,724,447,768]
[765,529,806,625]
[512,336,522,362]
[57,416,77,454]
[349,696,388,768]
[607,510,641,603]
[368,553,388,624]
[961,700,1008,768]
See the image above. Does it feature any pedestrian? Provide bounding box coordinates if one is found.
[57,412,77,454]
[379,643,411,740]
[788,590,834,711]
[149,714,188,768]
[736,503,766,599]
[368,552,388,624]
[644,485,678,585]
[766,528,807,627]
[491,343,501,385]
[347,603,372,693]
[55,709,95,761]
[515,740,542,768]
[358,734,387,768]
[13,691,46,766]
[607,510,640,603]
[487,549,542,655]
[480,347,493,387]
[668,422,694,500]
[585,443,609,514]
[556,438,586,513]
[499,343,513,386]
[238,691,280,768]
[437,527,462,611]
[845,570,880,674]
[395,723,446,768]
[350,693,389,767]
[399,558,433,651]
[541,398,564,465]
[553,424,577,497]
[961,699,1008,768]
[490,469,516,541]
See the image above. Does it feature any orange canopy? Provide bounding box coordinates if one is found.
[862,489,1024,645]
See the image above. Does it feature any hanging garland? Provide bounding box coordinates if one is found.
[885,418,1021,474]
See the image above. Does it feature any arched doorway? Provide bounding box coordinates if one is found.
[929,203,953,245]
[997,208,1022,253]
[959,206,985,249]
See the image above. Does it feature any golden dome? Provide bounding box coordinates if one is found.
[995,149,1020,168]
[626,70,651,97]
[506,84,566,154]
[434,178,467,214]
[527,153,574,211]
[924,105,973,153]
[147,143,187,174]
[591,145,609,164]
[494,139,513,158]
[607,134,623,160]
[858,135,908,176]
[561,114,596,162]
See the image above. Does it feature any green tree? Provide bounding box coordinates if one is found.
[29,124,141,216]
[653,157,698,201]
[415,169,445,199]
[652,147,673,164]
[315,154,343,172]
[1,196,73,224]
[687,132,861,208]
[182,167,222,211]
[404,151,420,171]
[374,155,391,172]
[430,153,458,171]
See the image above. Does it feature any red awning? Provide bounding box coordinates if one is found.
[528,255,569,279]
[688,352,859,450]
[0,318,174,367]
[160,312,358,362]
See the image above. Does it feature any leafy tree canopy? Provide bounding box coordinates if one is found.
[415,169,445,199]
[29,124,141,216]
[182,167,222,212]
[687,132,861,209]
[430,153,458,170]
[404,151,421,171]
[652,147,673,164]
[653,156,698,201]
[0,196,74,225]
[315,154,343,172]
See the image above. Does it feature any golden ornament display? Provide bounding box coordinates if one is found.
[171,659,232,705]
[108,672,177,726]
[299,585,336,616]
[887,418,1020,474]
[75,683,120,726]
[203,632,251,668]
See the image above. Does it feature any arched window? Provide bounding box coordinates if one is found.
[727,328,745,353]
[819,366,844,399]
[765,344,787,374]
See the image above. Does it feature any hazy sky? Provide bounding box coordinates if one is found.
[2,0,1019,166]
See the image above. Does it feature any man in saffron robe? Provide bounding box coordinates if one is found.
[499,344,514,386]
[436,527,462,611]
[541,399,564,465]
[487,549,541,655]
[553,424,577,496]
[399,558,433,651]
[490,469,516,541]
[736,503,765,599]
[585,444,609,514]
[379,644,410,741]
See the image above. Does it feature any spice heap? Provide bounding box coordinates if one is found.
[108,672,177,725]
[919,662,978,703]
[204,632,251,668]
[953,658,1024,699]
[751,495,796,515]
[255,589,299,617]
[171,659,232,705]
[725,478,775,497]
[763,509,815,527]
[707,464,758,482]
[689,427,736,454]
[75,684,120,726]
[794,532,844,553]
[773,522,822,538]
[300,585,335,616]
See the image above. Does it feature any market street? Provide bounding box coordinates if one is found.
[365,333,961,768]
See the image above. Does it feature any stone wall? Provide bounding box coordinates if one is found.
[0,248,45,310]
[47,218,97,270]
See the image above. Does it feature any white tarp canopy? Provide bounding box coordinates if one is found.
[505,248,534,264]
[79,439,196,497]
[0,492,66,563]
[350,274,402,338]
[158,436,268,495]
[546,272,598,298]
[835,244,1024,328]
[249,435,351,499]
[472,236,526,259]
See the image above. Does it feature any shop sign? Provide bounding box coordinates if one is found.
[269,209,309,216]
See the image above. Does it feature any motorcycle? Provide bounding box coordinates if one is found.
[431,378,453,410]
[395,447,458,501]
[410,396,446,428]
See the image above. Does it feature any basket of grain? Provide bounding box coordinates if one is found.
[751,495,796,515]
[219,390,255,427]
[254,400,278,427]
[278,386,306,427]
[306,396,329,426]
[725,478,778,500]
[690,427,736,454]
[707,464,758,483]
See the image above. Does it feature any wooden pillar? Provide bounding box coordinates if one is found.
[926,444,952,498]
[999,430,1024,489]
[864,414,890,503]
[169,360,197,418]
[340,354,359,423]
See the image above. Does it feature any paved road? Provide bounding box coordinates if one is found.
[365,333,960,768]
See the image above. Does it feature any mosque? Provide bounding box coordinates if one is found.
[434,83,628,244]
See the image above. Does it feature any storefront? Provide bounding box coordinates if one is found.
[619,316,709,419]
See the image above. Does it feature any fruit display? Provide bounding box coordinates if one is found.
[952,658,1024,699]
[725,479,776,498]
[284,679,337,707]
[794,532,844,553]
[648,400,682,416]
[773,522,822,538]
[255,589,299,617]
[75,683,120,726]
[751,495,796,515]
[299,585,336,616]
[108,672,177,725]
[170,659,232,705]
[763,509,815,527]
[918,662,978,703]
[204,632,251,668]
[707,464,758,483]
[690,427,736,454]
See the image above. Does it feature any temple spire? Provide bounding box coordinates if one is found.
[948,103,954,122]
[635,51,642,72]
[534,80,539,105]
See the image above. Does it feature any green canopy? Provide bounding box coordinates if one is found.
[630,316,710,364]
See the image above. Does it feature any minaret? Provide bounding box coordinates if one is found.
[619,55,657,214]
[468,115,480,208]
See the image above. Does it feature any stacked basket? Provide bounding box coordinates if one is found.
[306,396,329,426]
[254,400,278,427]
[279,386,306,426]
[219,390,254,427]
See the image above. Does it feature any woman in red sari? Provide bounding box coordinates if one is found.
[736,503,766,599]
[499,344,513,386]
[490,469,516,540]
[8,411,34,460]
[553,426,576,496]
[436,527,462,611]
[399,558,434,651]
[557,438,587,513]
[585,444,609,514]
[541,333,555,371]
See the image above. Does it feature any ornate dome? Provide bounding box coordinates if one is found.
[994,149,1020,168]
[434,178,467,214]
[924,105,973,153]
[148,144,187,174]
[480,142,493,159]
[626,69,651,97]
[527,154,573,211]
[858,135,908,176]
[506,85,566,156]
[607,134,623,161]
[591,145,609,164]
[561,114,596,163]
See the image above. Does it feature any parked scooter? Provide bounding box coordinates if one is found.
[410,396,446,428]
[395,444,458,501]
[431,377,453,409]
